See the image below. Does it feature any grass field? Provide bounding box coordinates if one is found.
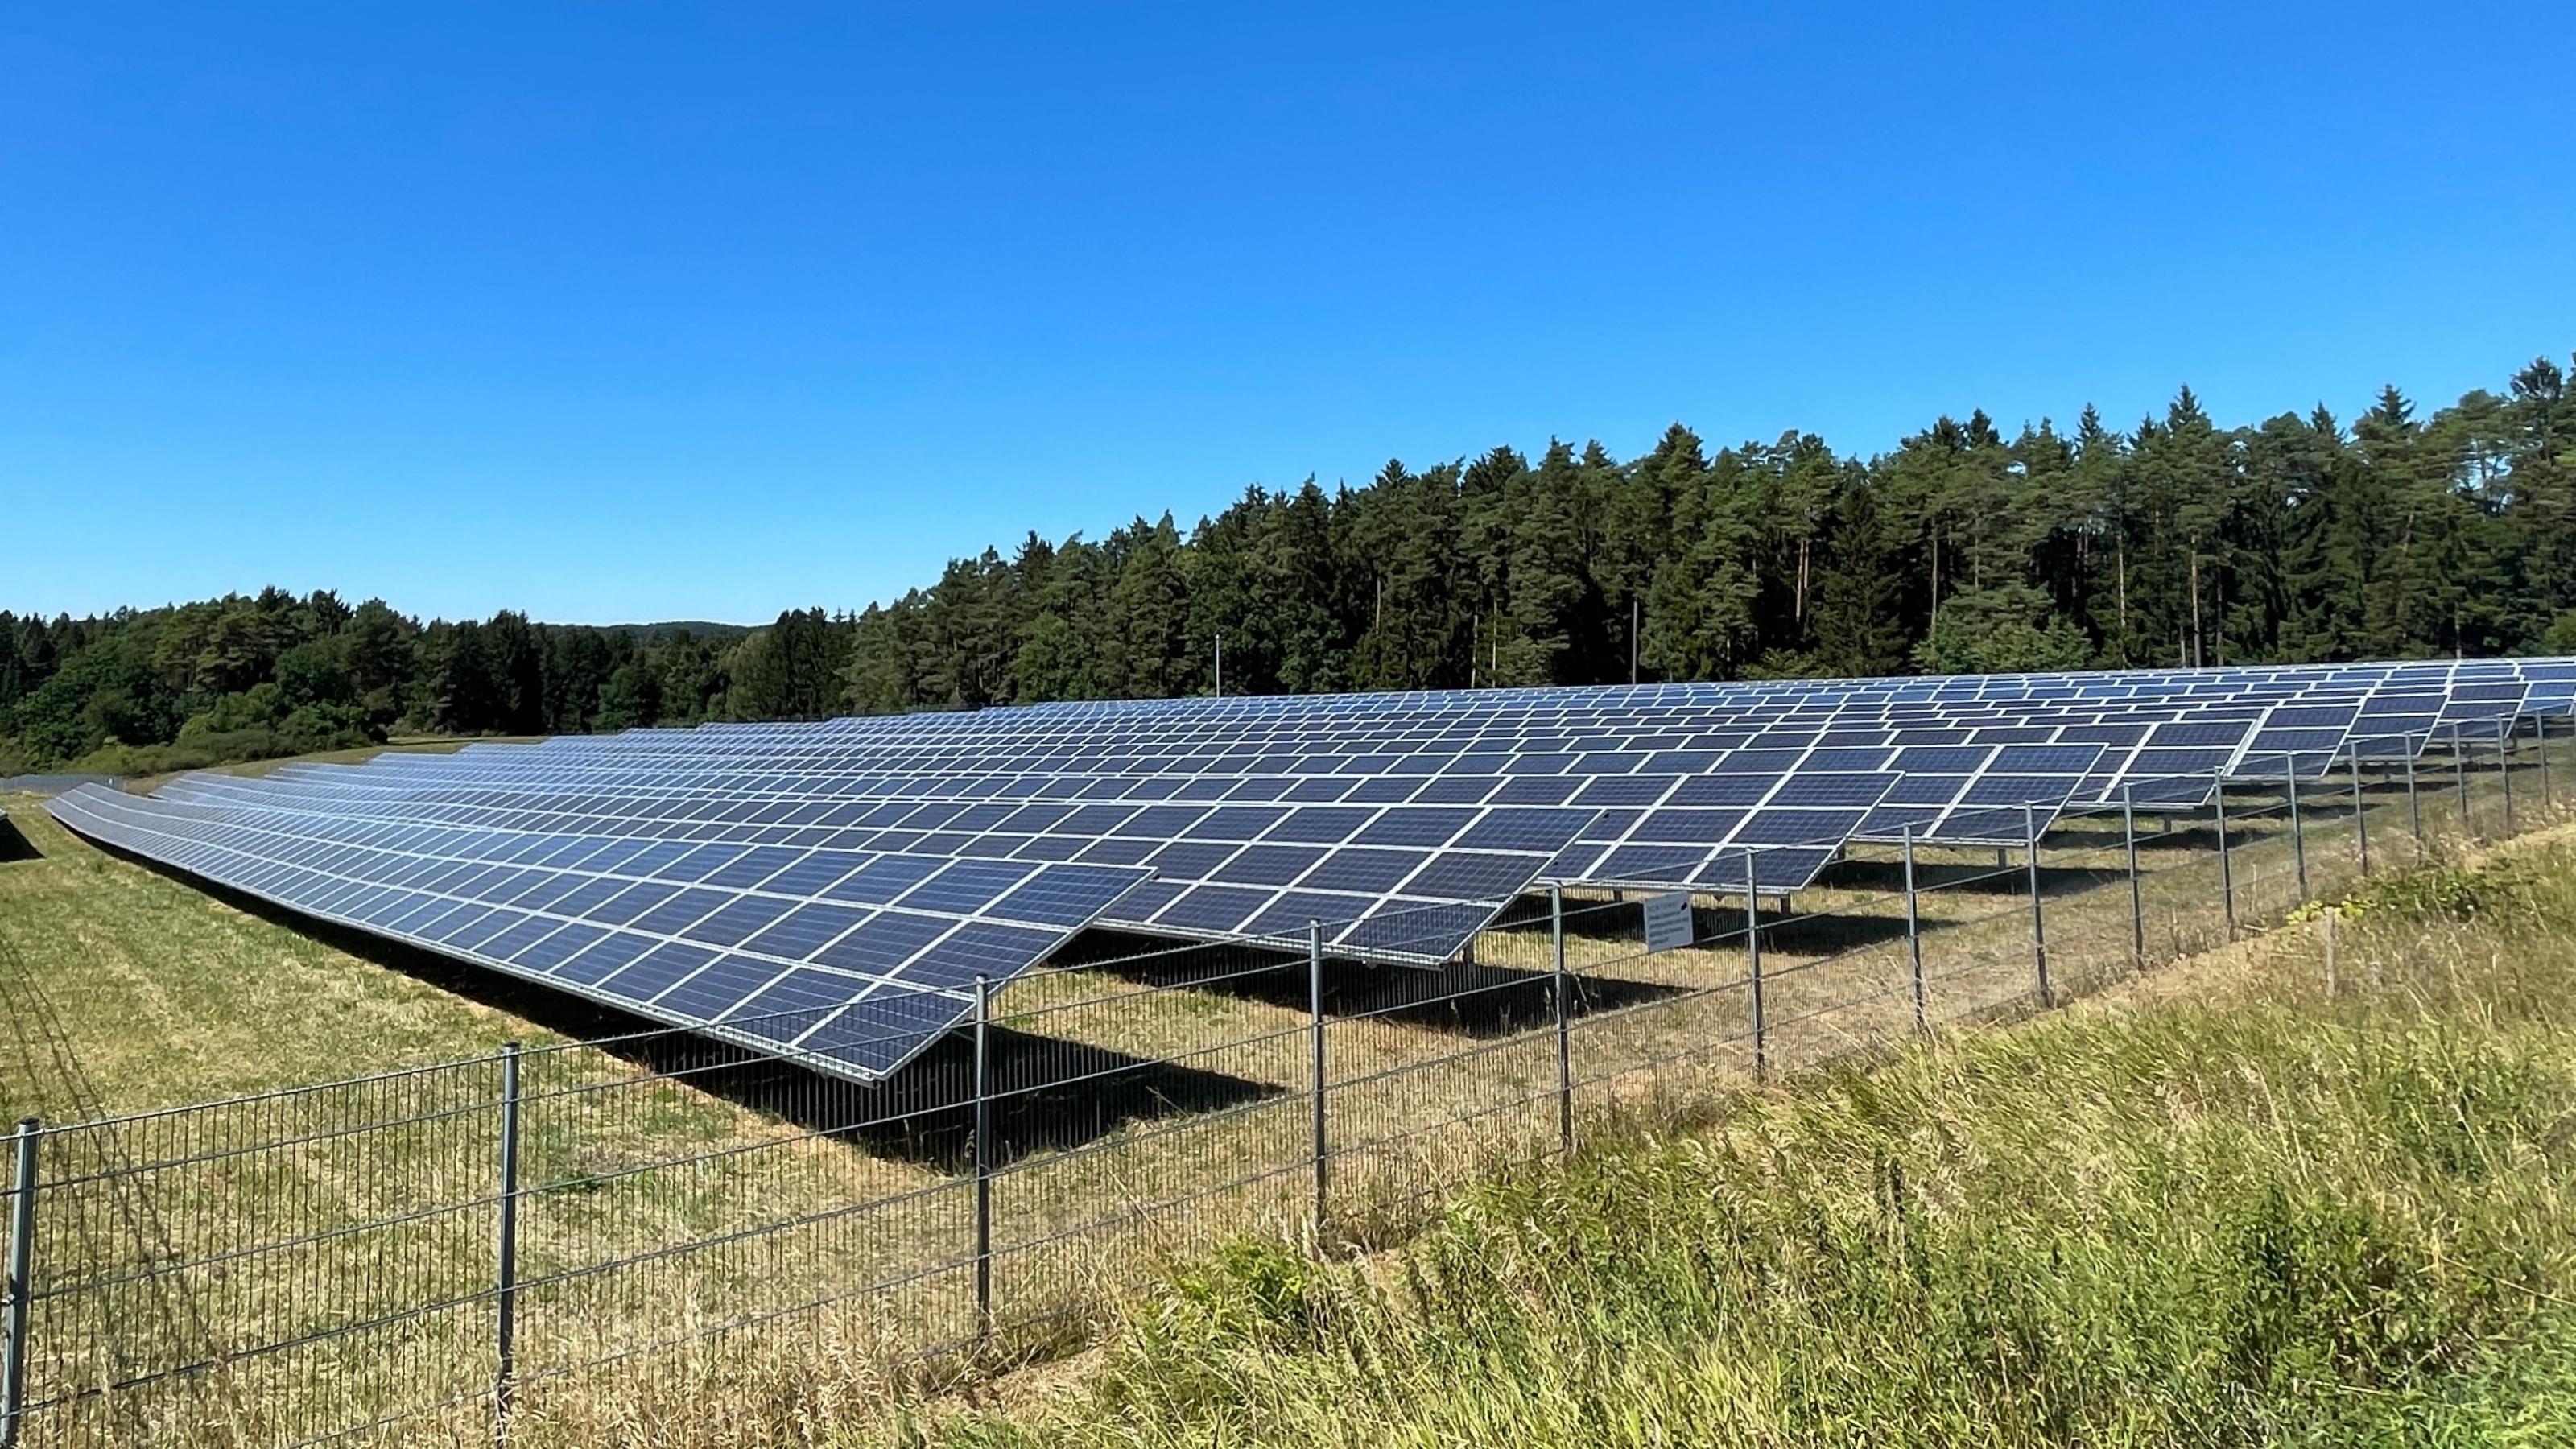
[0,792,948,1444]
[916,834,2576,1447]
[0,733,2557,1444]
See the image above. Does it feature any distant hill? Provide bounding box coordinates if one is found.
[593,620,756,643]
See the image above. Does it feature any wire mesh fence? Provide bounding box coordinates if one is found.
[0,720,2566,1446]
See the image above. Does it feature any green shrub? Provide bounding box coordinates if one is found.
[64,741,229,777]
[2293,845,2576,930]
[145,690,378,773]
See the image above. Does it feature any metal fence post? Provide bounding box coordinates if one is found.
[2124,789,2144,968]
[2214,770,2236,939]
[2541,715,2555,811]
[2454,726,2471,828]
[493,1046,522,1440]
[2287,767,2309,901]
[1901,826,1926,1034]
[1308,921,1327,1226]
[972,976,993,1330]
[1550,884,1572,1155]
[2500,724,2516,832]
[3,1118,37,1449]
[2024,802,2050,1005]
[1744,852,1766,1084]
[2404,742,2422,847]
[2348,741,2368,876]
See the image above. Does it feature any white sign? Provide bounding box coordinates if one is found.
[1643,890,1695,954]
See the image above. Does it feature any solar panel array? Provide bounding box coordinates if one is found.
[147,767,1596,960]
[49,785,1146,1079]
[47,655,2576,1082]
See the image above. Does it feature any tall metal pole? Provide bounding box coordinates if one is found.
[2214,770,2236,939]
[1550,885,1572,1154]
[2024,802,2050,1005]
[2,1118,36,1449]
[2124,788,2144,968]
[1744,852,1766,1084]
[972,976,993,1329]
[2347,742,2369,876]
[494,1046,522,1440]
[1308,922,1327,1225]
[2287,766,2309,901]
[1901,826,1926,1034]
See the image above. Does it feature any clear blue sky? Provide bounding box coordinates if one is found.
[6,2,2572,626]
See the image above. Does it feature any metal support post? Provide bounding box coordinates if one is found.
[2541,716,2554,811]
[1744,852,1766,1084]
[2214,771,2236,938]
[2348,743,2368,876]
[1901,827,1926,1034]
[2025,802,2049,1005]
[2454,727,2471,827]
[3,1118,37,1449]
[1550,885,1572,1154]
[494,1046,522,1439]
[2500,724,2516,832]
[2404,744,2421,846]
[2287,768,2309,901]
[1308,922,1327,1224]
[2123,789,2144,968]
[972,977,993,1328]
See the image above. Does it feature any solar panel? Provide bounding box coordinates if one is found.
[47,783,1145,1082]
[152,770,1591,962]
[1849,741,2108,844]
[1543,751,1898,892]
[58,654,2576,1081]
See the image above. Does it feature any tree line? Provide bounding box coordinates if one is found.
[0,599,758,775]
[6,348,2571,775]
[848,349,2576,704]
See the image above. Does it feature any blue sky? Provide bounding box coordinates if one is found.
[6,2,2572,625]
